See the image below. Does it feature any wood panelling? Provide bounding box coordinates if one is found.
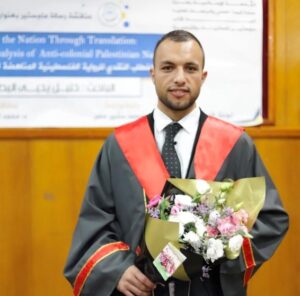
[0,1,299,295]
[0,141,32,295]
[248,138,300,296]
[28,140,102,294]
[285,0,300,127]
[274,0,300,127]
[1,140,103,295]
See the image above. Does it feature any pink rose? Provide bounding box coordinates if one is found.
[232,209,248,225]
[217,217,236,236]
[206,225,219,237]
[170,205,180,216]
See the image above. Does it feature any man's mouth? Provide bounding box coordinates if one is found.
[168,88,189,97]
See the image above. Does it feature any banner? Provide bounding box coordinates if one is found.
[0,0,263,127]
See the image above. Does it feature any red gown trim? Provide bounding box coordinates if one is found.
[73,242,129,296]
[242,237,256,285]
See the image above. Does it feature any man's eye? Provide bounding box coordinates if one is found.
[161,65,173,71]
[187,66,198,72]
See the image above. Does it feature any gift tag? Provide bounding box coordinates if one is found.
[153,243,186,281]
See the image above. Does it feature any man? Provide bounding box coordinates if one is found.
[64,30,288,296]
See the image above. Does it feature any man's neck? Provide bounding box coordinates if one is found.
[157,104,197,121]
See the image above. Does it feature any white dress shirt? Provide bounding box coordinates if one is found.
[153,107,200,178]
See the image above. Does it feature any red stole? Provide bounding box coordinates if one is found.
[115,115,243,199]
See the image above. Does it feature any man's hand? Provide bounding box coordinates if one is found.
[117,265,156,296]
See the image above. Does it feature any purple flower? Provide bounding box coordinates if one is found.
[223,207,234,216]
[148,207,160,218]
[201,265,211,280]
[197,203,210,216]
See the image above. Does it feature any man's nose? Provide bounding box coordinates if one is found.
[174,68,186,84]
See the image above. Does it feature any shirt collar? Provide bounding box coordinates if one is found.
[153,107,200,134]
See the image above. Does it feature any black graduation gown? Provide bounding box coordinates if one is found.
[64,113,288,296]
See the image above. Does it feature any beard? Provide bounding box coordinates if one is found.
[158,93,198,112]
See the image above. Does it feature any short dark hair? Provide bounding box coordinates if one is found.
[153,30,205,68]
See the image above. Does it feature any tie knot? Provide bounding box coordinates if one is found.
[164,122,182,141]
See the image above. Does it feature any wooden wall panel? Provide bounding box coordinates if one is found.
[247,138,300,296]
[0,141,32,295]
[285,0,300,127]
[0,140,103,295]
[28,140,103,295]
[274,0,300,127]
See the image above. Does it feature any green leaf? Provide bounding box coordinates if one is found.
[159,199,170,221]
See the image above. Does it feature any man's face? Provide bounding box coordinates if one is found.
[150,39,207,120]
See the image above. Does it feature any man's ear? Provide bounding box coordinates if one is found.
[150,67,155,83]
[201,71,208,84]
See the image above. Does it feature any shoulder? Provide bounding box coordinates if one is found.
[203,115,257,158]
[101,115,149,154]
[235,131,255,150]
[205,115,244,135]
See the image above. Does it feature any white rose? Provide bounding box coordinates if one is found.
[177,211,196,225]
[168,215,185,236]
[196,180,211,195]
[206,238,224,262]
[174,194,195,207]
[183,231,201,252]
[195,218,206,237]
[228,234,243,253]
[208,210,220,226]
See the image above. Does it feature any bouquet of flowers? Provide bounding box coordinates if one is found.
[136,177,265,282]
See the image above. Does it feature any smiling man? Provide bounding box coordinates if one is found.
[64,30,288,296]
[150,34,207,121]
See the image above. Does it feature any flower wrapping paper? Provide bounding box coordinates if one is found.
[142,177,265,281]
